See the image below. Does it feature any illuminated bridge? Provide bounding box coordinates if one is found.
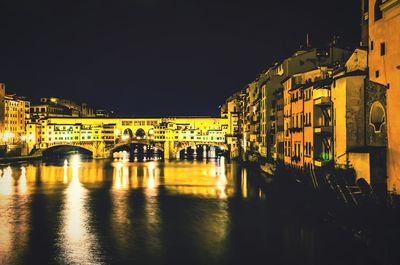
[27,116,234,159]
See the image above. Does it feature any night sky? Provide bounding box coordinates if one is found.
[0,0,360,117]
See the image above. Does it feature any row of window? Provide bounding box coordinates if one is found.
[49,135,112,141]
[4,120,24,124]
[121,120,158,126]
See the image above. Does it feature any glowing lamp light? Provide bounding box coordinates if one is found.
[3,132,15,142]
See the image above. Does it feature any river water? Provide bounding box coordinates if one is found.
[0,155,377,265]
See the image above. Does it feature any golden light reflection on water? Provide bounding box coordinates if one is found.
[0,167,13,263]
[143,162,162,256]
[113,161,130,190]
[110,160,131,256]
[0,166,13,196]
[59,155,103,265]
[0,165,30,264]
[18,167,27,194]
[0,158,265,264]
[241,167,248,199]
[160,159,233,198]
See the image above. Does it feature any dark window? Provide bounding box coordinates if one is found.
[375,0,383,21]
[376,70,380,78]
[371,41,374,50]
[380,42,385,56]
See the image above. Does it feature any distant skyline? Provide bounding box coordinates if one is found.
[0,0,360,117]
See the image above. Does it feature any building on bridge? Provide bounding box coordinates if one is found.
[27,116,232,159]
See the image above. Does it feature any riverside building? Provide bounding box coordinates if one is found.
[366,0,400,192]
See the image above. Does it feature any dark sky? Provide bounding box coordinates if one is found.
[0,0,360,117]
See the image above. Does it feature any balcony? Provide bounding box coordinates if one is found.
[313,88,330,107]
[314,96,331,106]
[314,126,331,134]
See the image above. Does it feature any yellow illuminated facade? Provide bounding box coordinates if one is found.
[367,0,400,192]
[28,116,231,159]
[3,94,30,144]
[222,45,388,190]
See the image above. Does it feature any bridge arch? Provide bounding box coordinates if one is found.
[175,142,227,153]
[122,128,133,140]
[135,128,146,139]
[175,142,228,159]
[42,144,93,157]
[109,140,165,158]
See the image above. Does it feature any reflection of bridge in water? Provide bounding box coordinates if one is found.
[33,117,232,159]
[43,139,227,161]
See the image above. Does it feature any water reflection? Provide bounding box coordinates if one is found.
[18,167,27,194]
[143,163,162,259]
[0,166,13,196]
[113,160,130,190]
[0,158,374,265]
[0,166,30,265]
[58,155,103,265]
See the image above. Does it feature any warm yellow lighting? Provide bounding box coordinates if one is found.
[3,132,15,142]
[113,160,130,190]
[60,154,102,264]
[18,167,27,194]
[63,159,68,184]
[241,168,248,199]
[69,154,81,168]
[0,166,13,196]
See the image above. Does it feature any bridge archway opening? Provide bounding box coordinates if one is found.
[42,145,93,159]
[148,128,155,139]
[178,144,227,160]
[122,128,133,141]
[135,128,146,139]
[112,143,163,161]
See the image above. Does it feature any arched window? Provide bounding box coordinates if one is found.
[135,128,146,139]
[369,101,385,133]
[375,0,383,21]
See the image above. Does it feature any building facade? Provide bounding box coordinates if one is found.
[27,116,231,159]
[4,94,30,144]
[367,0,400,192]
[221,41,389,190]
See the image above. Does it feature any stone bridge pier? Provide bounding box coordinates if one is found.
[163,141,228,160]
